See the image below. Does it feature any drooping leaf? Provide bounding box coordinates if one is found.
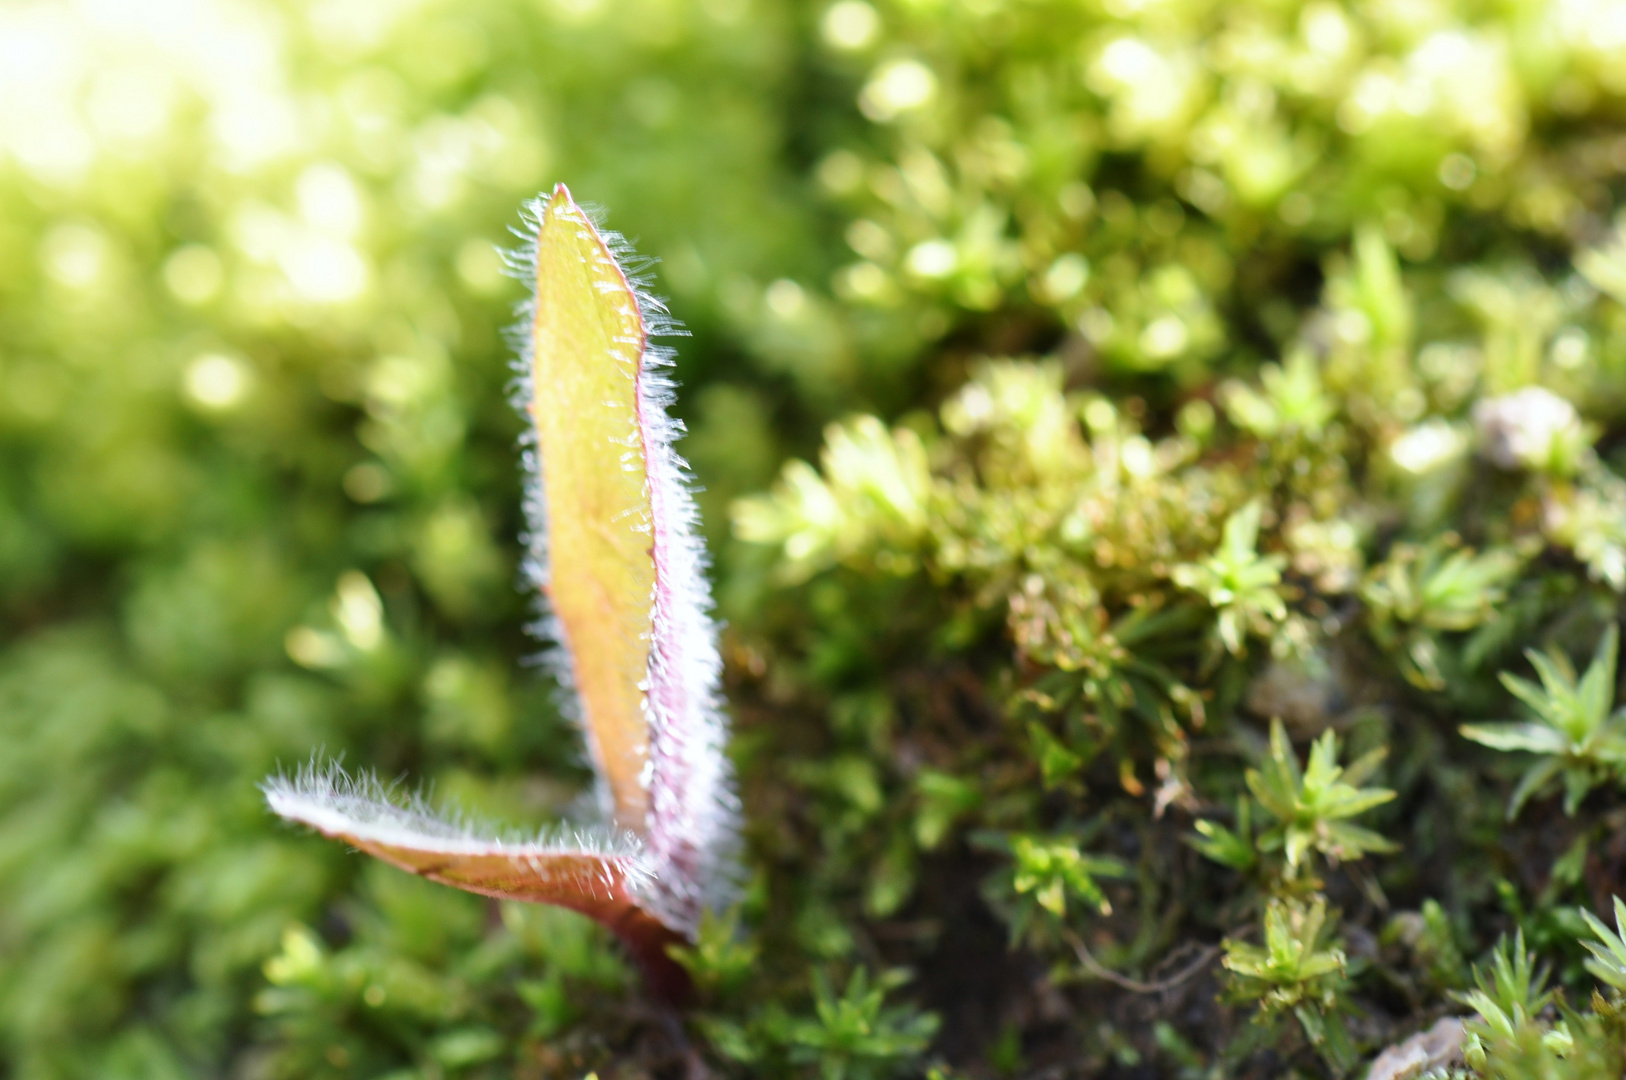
[263,764,690,1000]
[265,765,652,917]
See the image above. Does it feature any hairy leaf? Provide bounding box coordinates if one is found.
[263,765,690,999]
[265,186,737,998]
[519,184,737,933]
[525,188,660,828]
[265,766,652,920]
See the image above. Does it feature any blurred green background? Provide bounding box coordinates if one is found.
[6,0,1626,1076]
[0,2,833,1073]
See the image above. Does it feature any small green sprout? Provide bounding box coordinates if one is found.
[1222,897,1352,1063]
[1362,539,1522,689]
[1236,719,1396,878]
[1008,834,1128,921]
[1220,348,1336,439]
[1410,899,1471,992]
[1578,895,1626,995]
[733,417,935,581]
[1456,932,1572,1069]
[1457,932,1554,1037]
[669,908,759,1002]
[1025,722,1086,790]
[1223,897,1346,1009]
[912,770,983,850]
[1461,625,1626,818]
[1172,500,1288,656]
[781,969,939,1080]
[1372,544,1522,632]
[1189,796,1257,874]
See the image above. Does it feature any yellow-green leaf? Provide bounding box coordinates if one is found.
[526,184,658,830]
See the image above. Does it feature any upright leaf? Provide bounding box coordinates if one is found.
[265,185,737,1000]
[522,185,738,933]
[526,190,659,830]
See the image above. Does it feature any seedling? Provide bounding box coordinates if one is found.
[1462,625,1626,818]
[1222,896,1357,1069]
[1455,932,1574,1067]
[1172,500,1288,657]
[1192,719,1394,883]
[1222,896,1347,1018]
[1579,895,1626,995]
[264,185,737,1002]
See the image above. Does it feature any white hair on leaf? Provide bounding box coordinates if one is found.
[262,759,647,860]
[266,187,738,966]
[262,760,656,906]
[506,185,740,935]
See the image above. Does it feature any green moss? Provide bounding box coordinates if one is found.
[10,0,1626,1076]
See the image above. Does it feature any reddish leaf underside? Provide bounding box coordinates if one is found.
[266,782,647,912]
[264,775,692,1000]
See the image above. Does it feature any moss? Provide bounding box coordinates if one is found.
[9,0,1626,1077]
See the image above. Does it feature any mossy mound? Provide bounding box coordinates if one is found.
[6,0,1626,1076]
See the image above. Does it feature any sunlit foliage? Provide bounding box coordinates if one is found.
[12,0,1626,1076]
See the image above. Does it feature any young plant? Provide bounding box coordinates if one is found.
[1195,719,1394,883]
[1362,539,1522,690]
[1219,348,1337,440]
[1456,932,1573,1069]
[1449,912,1626,1075]
[264,186,736,1001]
[1222,897,1353,1065]
[779,969,940,1080]
[1578,895,1626,997]
[1172,500,1288,657]
[1008,834,1127,920]
[1461,625,1626,818]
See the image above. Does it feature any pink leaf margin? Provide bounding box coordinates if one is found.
[263,761,651,879]
[263,188,739,1003]
[263,762,694,1001]
[504,185,741,935]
